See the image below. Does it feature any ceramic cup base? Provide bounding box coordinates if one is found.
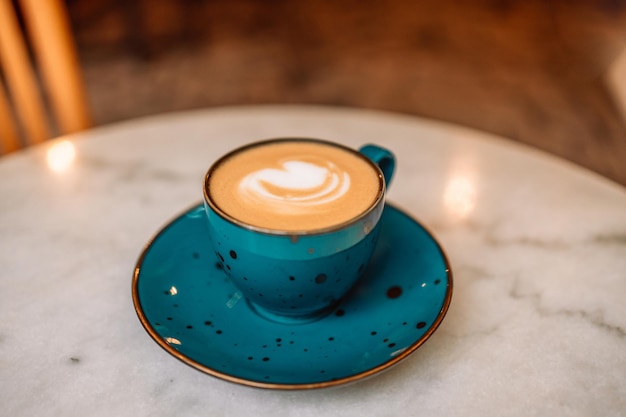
[246,298,338,325]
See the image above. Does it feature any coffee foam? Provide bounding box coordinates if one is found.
[239,158,350,213]
[208,141,381,231]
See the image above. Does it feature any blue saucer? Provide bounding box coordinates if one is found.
[132,203,452,389]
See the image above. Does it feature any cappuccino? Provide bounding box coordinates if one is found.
[207,139,382,232]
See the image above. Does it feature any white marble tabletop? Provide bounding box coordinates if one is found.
[1,106,625,416]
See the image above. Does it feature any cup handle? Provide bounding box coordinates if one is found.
[359,144,396,188]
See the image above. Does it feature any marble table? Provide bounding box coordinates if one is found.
[1,106,624,416]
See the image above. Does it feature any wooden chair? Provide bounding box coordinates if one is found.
[607,46,626,126]
[0,0,91,155]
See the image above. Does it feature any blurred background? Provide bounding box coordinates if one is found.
[57,0,626,185]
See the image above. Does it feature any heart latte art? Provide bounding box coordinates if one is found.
[239,159,350,212]
[208,141,381,231]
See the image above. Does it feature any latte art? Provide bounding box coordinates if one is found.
[239,159,351,213]
[207,140,382,231]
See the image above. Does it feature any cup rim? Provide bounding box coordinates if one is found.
[203,137,386,236]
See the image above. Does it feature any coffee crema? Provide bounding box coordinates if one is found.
[207,140,382,232]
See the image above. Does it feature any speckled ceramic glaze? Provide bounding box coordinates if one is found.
[133,203,452,389]
[202,139,396,319]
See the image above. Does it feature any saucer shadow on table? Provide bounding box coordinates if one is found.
[132,203,453,390]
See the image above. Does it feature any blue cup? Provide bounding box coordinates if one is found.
[203,138,395,322]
